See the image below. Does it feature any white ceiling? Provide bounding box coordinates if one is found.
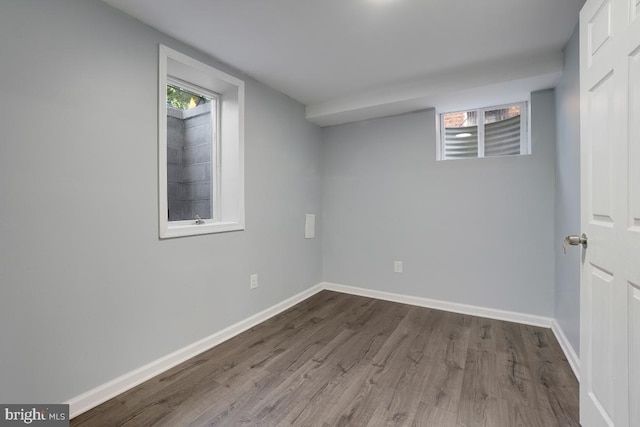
[101,0,585,126]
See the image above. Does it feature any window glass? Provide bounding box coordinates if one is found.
[442,111,478,159]
[166,84,215,222]
[484,106,521,157]
[439,102,528,160]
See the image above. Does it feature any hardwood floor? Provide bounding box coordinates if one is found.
[71,291,579,426]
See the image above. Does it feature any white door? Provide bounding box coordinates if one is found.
[579,0,640,426]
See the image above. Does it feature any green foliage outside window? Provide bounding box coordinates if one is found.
[167,85,208,110]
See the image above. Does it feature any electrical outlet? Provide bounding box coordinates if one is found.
[394,261,403,273]
[250,274,258,289]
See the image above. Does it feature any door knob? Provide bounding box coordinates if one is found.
[563,233,588,253]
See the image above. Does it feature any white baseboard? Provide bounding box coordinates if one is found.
[321,282,553,328]
[551,319,580,381]
[66,283,324,419]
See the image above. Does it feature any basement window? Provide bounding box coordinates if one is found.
[437,102,529,160]
[158,45,245,238]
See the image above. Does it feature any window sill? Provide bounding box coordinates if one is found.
[159,220,244,239]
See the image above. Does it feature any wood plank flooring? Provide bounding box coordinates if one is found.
[71,291,579,426]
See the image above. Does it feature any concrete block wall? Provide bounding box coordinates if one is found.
[166,103,212,221]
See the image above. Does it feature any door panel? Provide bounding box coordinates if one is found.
[587,72,615,225]
[632,0,640,21]
[586,264,615,420]
[630,283,640,427]
[629,48,640,230]
[589,0,613,60]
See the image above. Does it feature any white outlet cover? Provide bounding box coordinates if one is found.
[305,214,315,239]
[250,274,258,289]
[394,261,403,273]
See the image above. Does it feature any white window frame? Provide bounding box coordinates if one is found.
[158,45,245,238]
[437,101,529,161]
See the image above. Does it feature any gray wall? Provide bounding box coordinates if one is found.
[322,91,557,317]
[554,25,581,354]
[0,0,322,404]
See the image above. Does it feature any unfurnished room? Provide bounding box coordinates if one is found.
[1,0,639,426]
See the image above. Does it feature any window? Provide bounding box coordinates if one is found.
[438,102,529,160]
[158,45,244,238]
